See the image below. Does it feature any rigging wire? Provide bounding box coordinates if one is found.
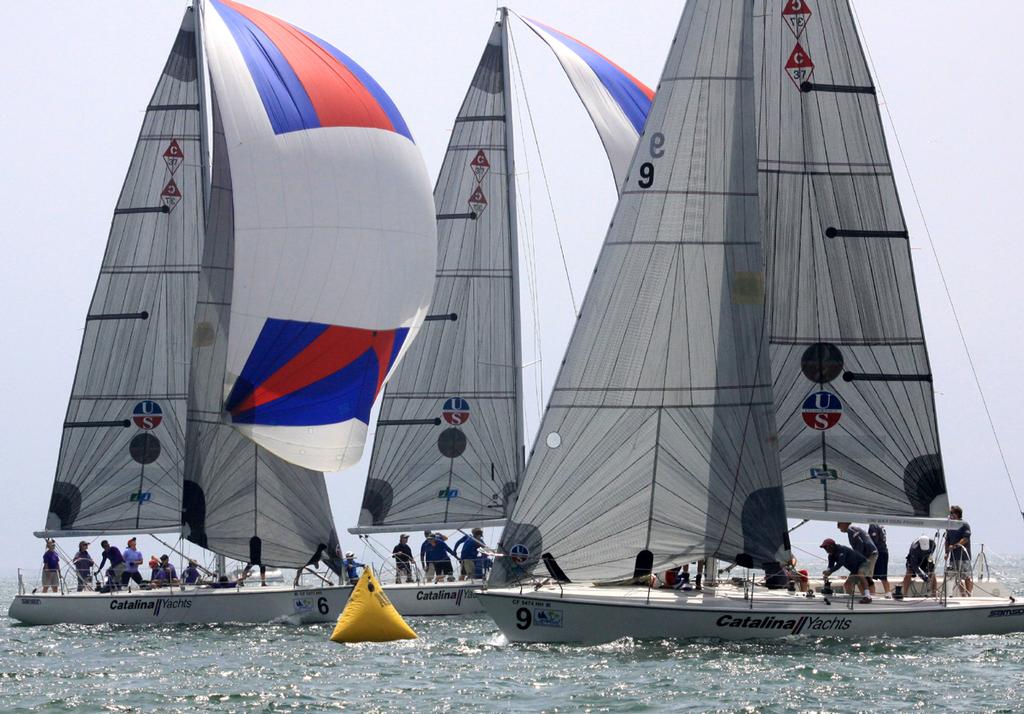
[506,18,579,316]
[505,21,546,429]
[851,4,1024,522]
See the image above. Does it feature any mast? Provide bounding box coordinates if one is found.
[193,0,212,212]
[499,7,527,494]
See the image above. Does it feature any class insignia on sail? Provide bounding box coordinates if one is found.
[330,566,417,643]
[203,0,438,472]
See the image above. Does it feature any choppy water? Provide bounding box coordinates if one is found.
[3,564,1024,713]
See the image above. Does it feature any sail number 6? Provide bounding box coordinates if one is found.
[638,132,665,189]
[317,597,329,615]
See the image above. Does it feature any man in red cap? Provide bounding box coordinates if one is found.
[820,537,873,603]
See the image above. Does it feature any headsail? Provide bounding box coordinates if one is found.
[183,77,339,568]
[39,10,203,537]
[494,0,789,584]
[518,14,654,189]
[203,0,437,472]
[756,0,949,521]
[354,20,522,534]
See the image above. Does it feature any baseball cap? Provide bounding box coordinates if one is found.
[820,538,836,549]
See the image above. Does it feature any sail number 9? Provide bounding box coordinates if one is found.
[638,132,665,189]
[515,607,532,629]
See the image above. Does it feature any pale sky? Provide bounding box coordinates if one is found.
[2,2,1023,577]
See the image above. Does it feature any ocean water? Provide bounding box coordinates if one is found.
[3,565,1024,713]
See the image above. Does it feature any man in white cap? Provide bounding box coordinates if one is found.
[898,535,937,598]
[342,551,365,585]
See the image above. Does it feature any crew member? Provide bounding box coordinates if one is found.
[820,538,872,603]
[183,559,201,585]
[342,552,365,584]
[946,505,972,596]
[392,534,414,584]
[41,540,60,593]
[421,533,457,583]
[242,562,267,587]
[898,535,937,598]
[72,541,95,592]
[122,538,144,588]
[98,540,125,588]
[868,523,890,596]
[838,522,878,594]
[454,528,486,581]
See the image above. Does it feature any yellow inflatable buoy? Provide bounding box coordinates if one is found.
[330,565,417,643]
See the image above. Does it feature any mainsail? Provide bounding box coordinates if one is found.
[183,82,339,568]
[202,0,437,472]
[353,12,655,536]
[354,20,522,534]
[494,0,789,583]
[756,0,949,523]
[40,10,204,536]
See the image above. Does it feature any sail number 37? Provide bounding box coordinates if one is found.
[638,132,665,189]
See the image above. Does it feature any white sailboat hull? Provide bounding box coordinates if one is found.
[9,581,484,625]
[479,584,1024,644]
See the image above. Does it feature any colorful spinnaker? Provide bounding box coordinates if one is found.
[519,14,654,189]
[204,0,437,472]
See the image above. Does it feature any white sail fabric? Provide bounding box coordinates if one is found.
[518,15,654,189]
[494,0,789,584]
[183,87,340,569]
[354,22,523,534]
[202,0,437,472]
[40,11,203,536]
[755,0,949,519]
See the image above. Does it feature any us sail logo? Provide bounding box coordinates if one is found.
[442,397,470,425]
[132,401,163,430]
[801,391,842,430]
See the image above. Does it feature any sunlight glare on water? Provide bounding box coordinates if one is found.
[2,565,1024,712]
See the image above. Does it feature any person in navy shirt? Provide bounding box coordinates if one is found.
[419,531,449,581]
[41,540,60,593]
[820,538,873,603]
[868,523,890,596]
[838,522,878,595]
[392,534,414,584]
[421,534,457,582]
[342,552,365,584]
[946,505,973,596]
[72,541,95,592]
[98,540,125,588]
[454,528,486,581]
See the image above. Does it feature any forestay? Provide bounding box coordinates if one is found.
[756,0,949,520]
[40,10,203,536]
[518,14,654,189]
[203,0,437,472]
[183,76,339,568]
[355,21,522,534]
[494,0,790,584]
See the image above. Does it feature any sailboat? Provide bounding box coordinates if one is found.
[478,0,1024,644]
[10,0,439,625]
[347,8,653,615]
